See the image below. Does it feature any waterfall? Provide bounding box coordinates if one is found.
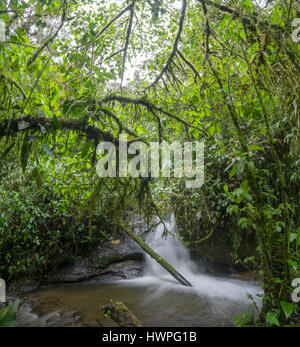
[135,215,262,304]
[143,215,198,279]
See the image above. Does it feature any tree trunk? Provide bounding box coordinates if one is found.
[123,224,193,287]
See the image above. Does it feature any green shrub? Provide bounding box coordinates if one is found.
[0,170,111,280]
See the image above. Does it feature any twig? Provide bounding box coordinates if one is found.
[121,3,135,87]
[145,0,187,90]
[27,0,67,67]
[22,52,54,113]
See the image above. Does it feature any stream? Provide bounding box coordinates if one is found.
[16,219,262,327]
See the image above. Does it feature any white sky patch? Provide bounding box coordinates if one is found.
[123,0,182,84]
[0,19,5,42]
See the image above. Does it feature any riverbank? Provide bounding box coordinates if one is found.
[12,227,262,327]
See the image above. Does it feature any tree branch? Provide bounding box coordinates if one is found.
[101,95,209,137]
[95,2,134,41]
[97,106,148,143]
[121,3,135,86]
[146,0,187,90]
[0,115,116,143]
[202,0,286,34]
[176,50,201,82]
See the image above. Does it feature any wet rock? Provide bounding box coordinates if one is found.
[16,307,85,327]
[45,233,145,284]
[188,231,258,274]
[46,311,83,327]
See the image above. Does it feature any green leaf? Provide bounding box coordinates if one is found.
[249,145,263,151]
[239,30,246,41]
[227,204,238,215]
[287,259,298,270]
[229,162,238,179]
[170,25,177,33]
[237,217,248,229]
[100,105,115,113]
[280,301,294,319]
[191,94,199,105]
[0,299,20,327]
[266,311,280,327]
[81,140,91,158]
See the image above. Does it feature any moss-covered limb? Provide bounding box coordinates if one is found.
[101,300,142,327]
[122,223,193,287]
[201,0,286,34]
[100,94,209,137]
[0,115,116,143]
[0,73,27,101]
[145,0,187,90]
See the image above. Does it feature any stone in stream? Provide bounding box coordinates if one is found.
[100,300,142,327]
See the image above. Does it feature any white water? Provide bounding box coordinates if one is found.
[125,215,262,307]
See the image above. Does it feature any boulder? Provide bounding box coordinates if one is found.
[45,233,145,284]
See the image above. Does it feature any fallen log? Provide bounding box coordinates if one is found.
[122,223,193,287]
[100,300,142,327]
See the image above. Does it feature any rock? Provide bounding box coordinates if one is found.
[187,230,258,274]
[46,311,83,327]
[100,300,142,327]
[45,232,145,284]
[230,271,261,281]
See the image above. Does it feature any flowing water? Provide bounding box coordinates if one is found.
[16,218,262,327]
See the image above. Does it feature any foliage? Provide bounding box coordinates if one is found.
[0,300,19,327]
[0,153,112,280]
[0,0,299,326]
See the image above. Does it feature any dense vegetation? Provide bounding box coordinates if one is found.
[0,0,299,326]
